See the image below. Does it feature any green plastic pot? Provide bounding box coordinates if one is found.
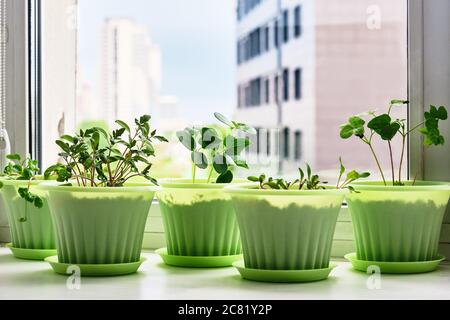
[38,182,157,264]
[0,178,56,250]
[347,181,450,262]
[157,179,242,257]
[225,184,347,270]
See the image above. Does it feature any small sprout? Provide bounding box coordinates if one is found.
[178,113,255,184]
[1,154,43,222]
[339,100,447,186]
[48,115,166,187]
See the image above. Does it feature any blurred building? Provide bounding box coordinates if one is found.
[101,18,162,127]
[234,0,407,177]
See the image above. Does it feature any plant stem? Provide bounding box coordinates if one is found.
[192,163,197,184]
[367,142,387,186]
[388,141,395,185]
[406,120,425,135]
[398,133,406,184]
[206,166,214,183]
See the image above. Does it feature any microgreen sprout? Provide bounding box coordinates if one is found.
[340,101,447,186]
[249,161,369,192]
[1,154,43,222]
[176,113,256,184]
[45,115,167,187]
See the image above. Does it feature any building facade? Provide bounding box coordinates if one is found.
[234,0,407,177]
[101,18,162,127]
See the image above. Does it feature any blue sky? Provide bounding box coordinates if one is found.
[79,0,236,122]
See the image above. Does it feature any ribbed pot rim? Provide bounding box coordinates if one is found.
[37,181,159,193]
[224,183,349,197]
[349,180,450,192]
[159,178,247,190]
[0,176,46,187]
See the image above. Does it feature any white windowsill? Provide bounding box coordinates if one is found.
[0,247,449,300]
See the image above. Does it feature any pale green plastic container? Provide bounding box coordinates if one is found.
[157,179,242,257]
[225,184,347,270]
[38,182,157,264]
[0,178,56,250]
[347,181,450,262]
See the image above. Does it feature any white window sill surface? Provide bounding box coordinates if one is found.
[0,248,449,300]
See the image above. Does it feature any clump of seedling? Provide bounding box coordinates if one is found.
[45,115,167,187]
[1,154,43,222]
[176,113,256,184]
[340,100,447,186]
[249,161,369,192]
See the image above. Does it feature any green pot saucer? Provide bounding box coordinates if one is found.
[233,260,337,283]
[156,248,242,268]
[345,252,446,274]
[6,243,57,261]
[45,256,146,277]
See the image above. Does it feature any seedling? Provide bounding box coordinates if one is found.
[0,154,43,222]
[45,115,167,187]
[249,161,369,192]
[340,100,447,186]
[176,113,256,184]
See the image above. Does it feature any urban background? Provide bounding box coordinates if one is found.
[43,0,408,181]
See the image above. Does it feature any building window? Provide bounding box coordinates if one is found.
[274,75,279,103]
[264,25,270,51]
[265,78,270,104]
[274,20,279,47]
[266,129,271,156]
[283,10,289,43]
[294,130,302,160]
[294,68,302,100]
[294,6,302,37]
[256,127,261,154]
[283,68,289,101]
[237,85,241,108]
[283,127,290,159]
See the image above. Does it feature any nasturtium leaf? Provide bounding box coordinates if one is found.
[176,130,196,151]
[34,197,44,209]
[216,170,233,184]
[191,151,208,169]
[340,124,354,139]
[349,116,365,128]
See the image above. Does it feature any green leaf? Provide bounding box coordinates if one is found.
[191,151,208,169]
[248,176,259,182]
[340,124,354,139]
[349,116,365,128]
[213,155,228,174]
[225,136,251,156]
[359,172,371,178]
[234,159,249,169]
[339,157,345,177]
[214,112,233,127]
[176,130,196,151]
[55,140,70,153]
[6,154,21,161]
[139,115,151,124]
[368,114,400,140]
[34,197,44,209]
[390,99,408,105]
[346,170,360,181]
[235,123,257,135]
[60,135,75,143]
[216,170,233,183]
[201,127,221,149]
[115,120,130,132]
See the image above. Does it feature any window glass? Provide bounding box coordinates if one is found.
[41,0,408,183]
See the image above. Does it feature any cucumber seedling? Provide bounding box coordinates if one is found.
[176,113,256,184]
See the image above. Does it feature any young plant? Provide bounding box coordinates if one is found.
[0,154,43,222]
[45,115,167,187]
[249,161,369,191]
[176,113,256,184]
[340,100,448,186]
